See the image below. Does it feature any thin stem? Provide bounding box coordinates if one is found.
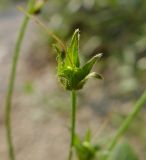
[108,91,146,152]
[68,90,77,160]
[18,6,66,53]
[4,1,36,160]
[18,6,74,68]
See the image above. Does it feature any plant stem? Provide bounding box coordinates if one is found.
[68,90,77,160]
[4,1,36,160]
[108,91,146,152]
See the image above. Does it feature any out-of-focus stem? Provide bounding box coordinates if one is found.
[4,1,36,160]
[108,91,146,151]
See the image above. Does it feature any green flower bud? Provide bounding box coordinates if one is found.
[33,0,47,15]
[54,29,103,90]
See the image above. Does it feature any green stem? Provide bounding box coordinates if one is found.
[108,91,146,152]
[4,1,36,160]
[68,90,77,160]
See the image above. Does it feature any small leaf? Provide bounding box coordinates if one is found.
[81,53,102,78]
[65,29,80,67]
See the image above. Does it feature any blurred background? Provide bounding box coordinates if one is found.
[0,0,146,159]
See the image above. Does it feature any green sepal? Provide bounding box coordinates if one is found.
[58,67,83,90]
[84,72,103,80]
[84,129,92,142]
[32,0,47,14]
[76,72,103,89]
[65,29,80,67]
[81,53,102,78]
[53,44,65,74]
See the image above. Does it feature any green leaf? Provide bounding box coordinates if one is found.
[108,142,139,160]
[65,29,80,67]
[81,53,102,78]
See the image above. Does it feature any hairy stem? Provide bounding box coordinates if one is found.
[108,91,146,152]
[4,0,36,160]
[68,90,77,160]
